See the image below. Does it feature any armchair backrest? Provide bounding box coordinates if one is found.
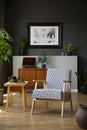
[45,68,71,89]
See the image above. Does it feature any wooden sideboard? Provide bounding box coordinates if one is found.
[18,68,47,87]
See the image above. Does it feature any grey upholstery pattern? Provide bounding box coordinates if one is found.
[33,89,62,99]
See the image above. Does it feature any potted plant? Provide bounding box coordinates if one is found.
[0,28,13,99]
[75,72,87,94]
[37,52,47,68]
[19,38,25,55]
[64,43,74,55]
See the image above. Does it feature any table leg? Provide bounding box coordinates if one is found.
[6,87,10,112]
[22,87,26,111]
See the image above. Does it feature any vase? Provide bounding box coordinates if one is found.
[41,63,46,68]
[75,104,87,129]
[67,52,73,55]
[80,85,87,94]
[19,49,24,55]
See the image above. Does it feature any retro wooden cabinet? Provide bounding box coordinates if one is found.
[18,68,47,87]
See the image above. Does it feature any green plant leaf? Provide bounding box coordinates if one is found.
[0,28,13,42]
[0,28,13,63]
[64,43,74,53]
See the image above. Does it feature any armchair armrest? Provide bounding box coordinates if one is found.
[63,80,72,92]
[33,80,46,89]
[63,80,72,83]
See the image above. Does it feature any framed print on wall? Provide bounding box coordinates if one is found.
[27,23,62,48]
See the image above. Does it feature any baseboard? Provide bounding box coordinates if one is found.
[71,89,78,92]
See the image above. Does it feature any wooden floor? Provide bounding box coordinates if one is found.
[0,92,87,130]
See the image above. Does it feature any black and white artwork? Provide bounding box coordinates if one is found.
[30,26,58,45]
[28,23,62,48]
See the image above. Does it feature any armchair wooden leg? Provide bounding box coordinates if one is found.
[70,99,73,112]
[31,99,36,114]
[61,101,64,118]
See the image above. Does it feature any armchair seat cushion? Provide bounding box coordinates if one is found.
[33,89,61,100]
[33,89,70,100]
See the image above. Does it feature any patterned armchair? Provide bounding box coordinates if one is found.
[31,68,73,117]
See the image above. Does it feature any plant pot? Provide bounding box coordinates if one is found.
[75,104,87,129]
[67,52,73,55]
[41,64,46,68]
[0,62,8,93]
[80,85,87,94]
[19,49,24,55]
[8,76,17,82]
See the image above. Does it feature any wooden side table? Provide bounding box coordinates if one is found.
[4,81,28,112]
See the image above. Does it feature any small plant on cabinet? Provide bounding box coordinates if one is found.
[37,52,47,68]
[64,43,74,55]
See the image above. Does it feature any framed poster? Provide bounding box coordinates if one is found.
[27,23,62,48]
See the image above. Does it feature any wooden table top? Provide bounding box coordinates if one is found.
[4,81,28,87]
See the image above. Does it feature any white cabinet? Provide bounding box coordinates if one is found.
[13,56,78,92]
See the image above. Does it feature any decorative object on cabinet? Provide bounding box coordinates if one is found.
[27,23,62,48]
[64,43,74,55]
[37,52,47,68]
[60,52,65,56]
[31,68,73,117]
[22,57,36,68]
[19,38,26,55]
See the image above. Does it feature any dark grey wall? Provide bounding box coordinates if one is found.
[0,0,5,27]
[5,0,87,72]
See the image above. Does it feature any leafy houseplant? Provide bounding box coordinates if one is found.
[0,28,13,104]
[19,38,25,55]
[38,52,47,68]
[64,43,74,55]
[75,72,87,93]
[0,28,13,87]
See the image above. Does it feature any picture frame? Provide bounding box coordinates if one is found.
[27,23,62,48]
